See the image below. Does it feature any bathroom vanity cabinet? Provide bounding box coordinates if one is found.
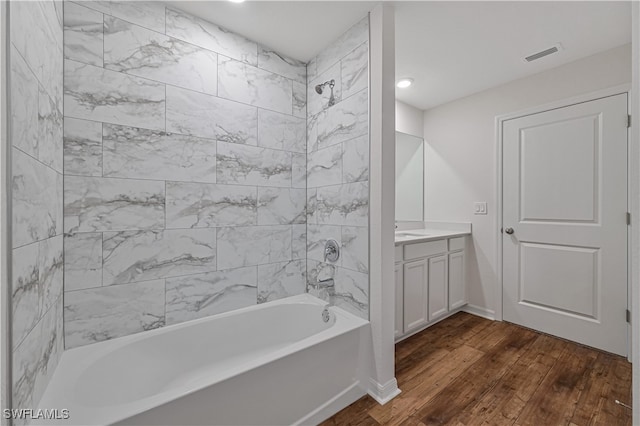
[394,236,467,341]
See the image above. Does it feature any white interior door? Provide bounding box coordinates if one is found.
[502,93,628,356]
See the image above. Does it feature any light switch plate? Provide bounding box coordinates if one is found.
[474,202,487,215]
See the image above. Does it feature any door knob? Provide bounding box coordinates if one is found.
[504,227,514,235]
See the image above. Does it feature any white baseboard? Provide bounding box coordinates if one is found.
[462,304,496,321]
[367,378,401,405]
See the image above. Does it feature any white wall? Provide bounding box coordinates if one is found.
[423,44,632,315]
[396,100,423,138]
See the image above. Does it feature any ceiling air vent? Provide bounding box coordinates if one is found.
[524,44,562,63]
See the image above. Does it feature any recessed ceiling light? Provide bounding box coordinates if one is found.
[397,78,413,89]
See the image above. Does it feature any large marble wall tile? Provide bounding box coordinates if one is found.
[64,233,102,291]
[257,109,305,153]
[13,297,63,411]
[307,189,318,224]
[12,242,41,348]
[292,153,307,189]
[307,57,318,82]
[341,226,368,273]
[307,62,342,118]
[315,16,368,76]
[306,259,335,294]
[12,148,62,248]
[257,260,306,303]
[218,56,293,115]
[104,16,218,96]
[166,85,257,145]
[216,142,292,188]
[166,7,257,66]
[64,117,103,177]
[64,2,103,67]
[64,176,165,234]
[292,81,307,119]
[102,228,217,285]
[334,267,368,319]
[10,0,63,104]
[342,135,369,183]
[217,226,291,269]
[317,89,368,150]
[307,112,320,153]
[307,224,341,264]
[341,42,368,99]
[166,266,257,325]
[292,224,306,260]
[103,124,217,182]
[38,235,64,319]
[11,46,39,159]
[166,182,257,229]
[307,144,343,188]
[316,181,369,227]
[78,1,166,34]
[257,188,306,225]
[64,60,166,131]
[64,280,165,348]
[257,46,306,84]
[38,85,63,173]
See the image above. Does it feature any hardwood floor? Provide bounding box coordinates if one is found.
[322,312,632,426]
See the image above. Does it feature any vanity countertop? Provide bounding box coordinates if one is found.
[394,229,471,245]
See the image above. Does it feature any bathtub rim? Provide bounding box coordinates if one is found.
[37,293,369,426]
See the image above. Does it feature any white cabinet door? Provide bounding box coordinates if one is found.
[428,254,448,321]
[448,250,466,310]
[394,263,404,338]
[403,258,428,332]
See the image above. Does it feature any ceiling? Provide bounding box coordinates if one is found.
[167,1,631,112]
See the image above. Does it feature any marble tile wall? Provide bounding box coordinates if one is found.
[10,0,64,416]
[306,17,370,320]
[62,2,309,348]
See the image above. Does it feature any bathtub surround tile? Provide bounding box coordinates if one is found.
[257,260,306,303]
[64,176,165,234]
[166,182,257,229]
[166,85,257,145]
[38,235,64,319]
[341,226,369,273]
[257,46,306,84]
[64,118,103,177]
[216,142,292,188]
[166,7,257,66]
[13,297,63,412]
[63,2,104,67]
[306,259,336,298]
[218,56,293,115]
[77,1,166,34]
[292,153,307,189]
[257,109,306,153]
[64,60,166,131]
[307,189,318,224]
[342,135,369,183]
[317,89,368,150]
[292,81,307,119]
[307,62,342,118]
[64,233,102,291]
[307,57,318,82]
[38,85,64,173]
[165,266,258,325]
[12,148,63,248]
[12,242,41,349]
[307,224,342,264]
[104,16,218,96]
[217,226,292,270]
[103,124,217,182]
[64,280,165,348]
[292,224,307,260]
[341,42,368,99]
[307,144,343,188]
[102,228,217,285]
[10,47,39,159]
[315,16,368,76]
[307,112,320,153]
[257,188,306,225]
[316,181,369,227]
[334,267,369,320]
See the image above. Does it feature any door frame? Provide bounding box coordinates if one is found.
[494,83,633,358]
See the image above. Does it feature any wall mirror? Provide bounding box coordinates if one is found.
[396,131,424,221]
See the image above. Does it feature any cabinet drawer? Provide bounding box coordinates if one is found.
[449,237,465,251]
[395,245,403,263]
[404,239,447,261]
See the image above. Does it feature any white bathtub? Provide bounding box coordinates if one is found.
[35,294,371,425]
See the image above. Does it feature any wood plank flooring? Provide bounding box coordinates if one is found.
[321,312,632,426]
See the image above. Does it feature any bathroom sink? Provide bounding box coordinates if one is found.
[395,232,430,238]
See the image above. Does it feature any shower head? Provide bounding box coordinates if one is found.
[315,85,324,95]
[315,79,335,95]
